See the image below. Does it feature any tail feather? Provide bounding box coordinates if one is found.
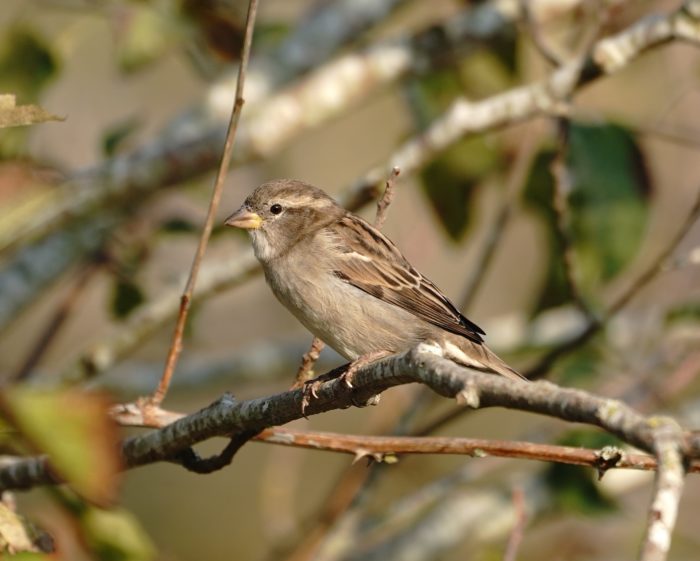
[480,344,527,381]
[441,335,527,382]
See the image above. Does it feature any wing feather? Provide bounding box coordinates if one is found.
[328,215,485,344]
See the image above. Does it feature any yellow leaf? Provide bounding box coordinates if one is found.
[0,94,63,128]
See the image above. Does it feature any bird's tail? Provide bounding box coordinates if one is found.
[441,335,527,382]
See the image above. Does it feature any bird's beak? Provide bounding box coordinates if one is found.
[225,207,262,230]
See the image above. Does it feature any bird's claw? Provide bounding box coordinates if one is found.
[341,350,389,389]
[341,370,355,388]
[298,351,390,415]
[300,378,323,417]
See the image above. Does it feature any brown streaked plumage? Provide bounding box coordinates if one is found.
[225,179,524,382]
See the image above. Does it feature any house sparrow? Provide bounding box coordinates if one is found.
[225,179,524,387]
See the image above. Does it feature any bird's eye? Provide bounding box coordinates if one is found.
[270,203,283,215]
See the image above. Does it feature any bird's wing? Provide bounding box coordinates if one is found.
[327,214,485,344]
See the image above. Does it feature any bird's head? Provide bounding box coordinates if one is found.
[225,179,343,262]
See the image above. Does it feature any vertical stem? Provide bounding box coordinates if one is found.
[150,0,260,406]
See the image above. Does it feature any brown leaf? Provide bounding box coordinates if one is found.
[0,94,63,128]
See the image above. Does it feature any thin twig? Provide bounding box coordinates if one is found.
[607,190,700,316]
[633,122,700,148]
[460,132,539,311]
[549,118,594,318]
[173,429,259,474]
[503,486,527,561]
[532,178,700,381]
[149,0,259,408]
[251,428,700,474]
[656,350,700,406]
[277,463,372,561]
[280,387,428,561]
[293,337,326,387]
[0,0,411,258]
[520,0,563,66]
[463,0,608,314]
[12,262,99,382]
[374,167,400,229]
[640,420,686,561]
[523,320,599,380]
[542,2,606,318]
[418,187,700,433]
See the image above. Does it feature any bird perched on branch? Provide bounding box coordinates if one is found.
[225,179,524,391]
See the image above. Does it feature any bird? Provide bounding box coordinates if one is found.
[224,179,525,394]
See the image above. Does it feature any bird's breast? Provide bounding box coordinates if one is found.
[262,254,424,360]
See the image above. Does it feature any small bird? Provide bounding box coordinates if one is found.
[225,179,524,388]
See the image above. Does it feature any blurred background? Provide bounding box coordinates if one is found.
[1,0,699,560]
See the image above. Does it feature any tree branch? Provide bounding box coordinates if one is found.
[419,185,700,436]
[2,347,699,493]
[503,485,527,561]
[520,0,564,66]
[0,0,532,260]
[528,185,700,378]
[252,427,700,475]
[345,0,700,206]
[640,419,687,561]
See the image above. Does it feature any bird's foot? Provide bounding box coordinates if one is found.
[299,369,343,417]
[341,350,392,389]
[297,351,390,416]
[340,351,391,408]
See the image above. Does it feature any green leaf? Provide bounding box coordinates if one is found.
[0,554,52,560]
[568,123,651,284]
[116,5,180,73]
[522,150,570,312]
[457,48,515,98]
[210,222,232,238]
[420,135,501,240]
[0,27,59,99]
[523,123,651,315]
[420,168,477,241]
[102,118,141,157]
[543,430,619,515]
[160,217,197,234]
[111,279,145,320]
[666,301,700,324]
[81,507,156,561]
[1,389,121,506]
[253,22,291,50]
[407,67,464,129]
[555,342,603,385]
[408,38,515,128]
[488,23,518,75]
